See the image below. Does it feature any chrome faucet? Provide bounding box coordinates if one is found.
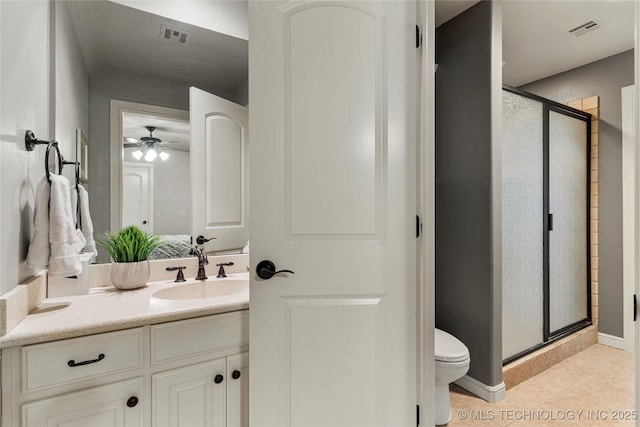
[191,246,209,280]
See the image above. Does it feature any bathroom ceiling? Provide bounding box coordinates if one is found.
[68,1,634,98]
[436,0,635,87]
[67,1,247,99]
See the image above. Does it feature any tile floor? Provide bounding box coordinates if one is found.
[445,344,635,426]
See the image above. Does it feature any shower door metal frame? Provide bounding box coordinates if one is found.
[543,102,592,343]
[503,86,592,365]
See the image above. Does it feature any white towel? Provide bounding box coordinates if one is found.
[48,175,83,277]
[26,175,82,278]
[70,184,97,256]
[26,177,51,274]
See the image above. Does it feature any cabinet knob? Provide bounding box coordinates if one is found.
[127,396,139,408]
[214,374,224,384]
[232,370,241,380]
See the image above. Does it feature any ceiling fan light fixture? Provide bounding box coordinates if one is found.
[145,148,158,162]
[132,149,144,160]
[159,151,170,161]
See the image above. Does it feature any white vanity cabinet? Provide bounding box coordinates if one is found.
[150,313,249,427]
[22,377,144,427]
[152,352,248,427]
[1,310,249,427]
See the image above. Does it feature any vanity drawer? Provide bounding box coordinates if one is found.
[151,310,248,363]
[22,328,143,392]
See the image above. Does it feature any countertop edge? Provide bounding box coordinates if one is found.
[0,303,249,348]
[0,273,250,348]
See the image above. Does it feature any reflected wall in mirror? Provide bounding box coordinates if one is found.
[63,0,248,263]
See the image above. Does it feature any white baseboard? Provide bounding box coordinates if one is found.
[598,332,629,351]
[455,375,506,403]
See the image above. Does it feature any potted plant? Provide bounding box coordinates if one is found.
[96,226,163,290]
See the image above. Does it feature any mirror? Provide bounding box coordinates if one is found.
[65,0,248,263]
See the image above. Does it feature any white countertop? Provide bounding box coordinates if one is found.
[0,272,250,348]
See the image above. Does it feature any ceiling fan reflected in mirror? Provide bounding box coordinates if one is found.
[123,126,177,162]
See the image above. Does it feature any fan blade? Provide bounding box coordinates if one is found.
[123,137,139,143]
[124,143,140,148]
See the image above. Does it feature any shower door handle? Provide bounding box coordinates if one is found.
[548,213,553,231]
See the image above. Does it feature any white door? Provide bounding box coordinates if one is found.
[249,1,417,426]
[122,162,153,232]
[190,87,249,252]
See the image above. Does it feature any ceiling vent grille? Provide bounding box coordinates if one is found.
[160,24,192,45]
[569,21,599,37]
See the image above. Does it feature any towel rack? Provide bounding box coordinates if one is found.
[26,130,83,229]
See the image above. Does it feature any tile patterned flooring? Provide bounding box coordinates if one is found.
[445,344,635,426]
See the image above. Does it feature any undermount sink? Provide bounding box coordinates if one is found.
[149,279,249,309]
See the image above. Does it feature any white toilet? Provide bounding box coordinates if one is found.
[435,328,470,425]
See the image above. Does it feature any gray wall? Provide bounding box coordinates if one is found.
[521,49,634,338]
[55,0,89,185]
[435,0,503,387]
[0,1,89,295]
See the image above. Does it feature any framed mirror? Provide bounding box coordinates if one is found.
[65,1,248,263]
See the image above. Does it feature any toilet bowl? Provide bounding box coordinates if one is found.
[435,328,470,425]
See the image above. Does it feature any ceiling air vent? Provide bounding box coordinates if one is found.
[160,24,192,45]
[569,21,599,37]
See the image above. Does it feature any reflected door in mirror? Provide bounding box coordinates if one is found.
[122,162,153,232]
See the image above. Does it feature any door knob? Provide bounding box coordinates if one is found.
[196,235,216,245]
[232,369,241,380]
[214,374,224,384]
[256,260,295,280]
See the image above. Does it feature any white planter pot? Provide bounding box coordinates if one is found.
[110,261,150,290]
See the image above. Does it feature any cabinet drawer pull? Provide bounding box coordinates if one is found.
[127,396,139,408]
[214,374,224,384]
[232,370,241,380]
[67,353,105,367]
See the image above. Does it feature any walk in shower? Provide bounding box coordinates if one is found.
[502,87,591,364]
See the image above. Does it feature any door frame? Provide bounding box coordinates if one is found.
[418,1,436,425]
[633,2,640,417]
[109,100,189,232]
[622,85,635,353]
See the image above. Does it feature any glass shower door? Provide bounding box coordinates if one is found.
[547,109,589,336]
[502,87,591,364]
[502,91,544,361]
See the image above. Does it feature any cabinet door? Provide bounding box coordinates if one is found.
[226,352,249,427]
[153,358,226,427]
[23,377,142,427]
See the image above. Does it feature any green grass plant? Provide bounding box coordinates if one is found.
[96,226,163,263]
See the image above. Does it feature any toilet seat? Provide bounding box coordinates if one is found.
[435,328,469,363]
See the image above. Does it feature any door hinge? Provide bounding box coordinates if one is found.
[416,404,420,426]
[634,294,637,322]
[416,215,422,238]
[416,25,422,48]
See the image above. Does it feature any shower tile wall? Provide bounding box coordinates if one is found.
[567,95,599,327]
